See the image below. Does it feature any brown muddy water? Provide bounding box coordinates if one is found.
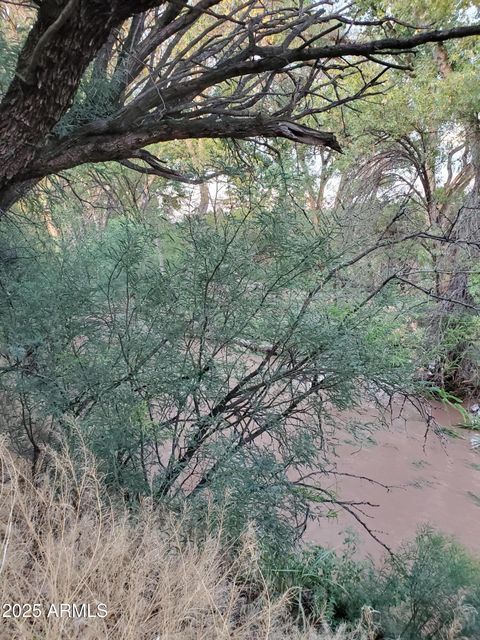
[305,401,480,559]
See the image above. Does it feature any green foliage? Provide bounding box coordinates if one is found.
[0,29,22,96]
[426,313,480,396]
[0,192,416,550]
[265,528,480,638]
[264,537,370,625]
[55,65,122,136]
[375,528,480,639]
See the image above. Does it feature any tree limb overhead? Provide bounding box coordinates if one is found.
[0,0,479,211]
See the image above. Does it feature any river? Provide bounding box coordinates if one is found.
[305,400,480,559]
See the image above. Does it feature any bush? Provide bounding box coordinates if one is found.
[0,210,416,551]
[373,527,480,639]
[263,527,480,639]
[263,538,371,627]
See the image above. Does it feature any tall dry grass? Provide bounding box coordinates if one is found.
[0,441,376,640]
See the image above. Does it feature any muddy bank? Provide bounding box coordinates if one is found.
[306,401,480,558]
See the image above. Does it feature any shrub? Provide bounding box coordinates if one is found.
[263,538,372,628]
[265,526,480,639]
[373,527,480,639]
[0,210,416,550]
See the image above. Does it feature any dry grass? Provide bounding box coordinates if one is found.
[0,441,376,640]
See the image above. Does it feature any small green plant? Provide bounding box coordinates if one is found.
[263,538,372,628]
[262,528,480,638]
[372,528,480,639]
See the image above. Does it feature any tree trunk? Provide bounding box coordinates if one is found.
[0,2,120,194]
[429,117,480,395]
[0,0,168,208]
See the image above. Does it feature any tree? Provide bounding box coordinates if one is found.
[0,0,479,212]
[328,14,480,394]
[0,160,420,550]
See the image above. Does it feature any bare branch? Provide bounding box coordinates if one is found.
[120,149,221,183]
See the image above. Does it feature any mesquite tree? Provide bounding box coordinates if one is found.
[0,0,479,211]
[0,158,422,550]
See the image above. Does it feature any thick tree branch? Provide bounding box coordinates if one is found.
[118,24,480,118]
[0,0,479,211]
[119,149,221,184]
[13,118,341,183]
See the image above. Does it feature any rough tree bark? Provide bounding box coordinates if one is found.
[0,1,168,194]
[0,1,479,213]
